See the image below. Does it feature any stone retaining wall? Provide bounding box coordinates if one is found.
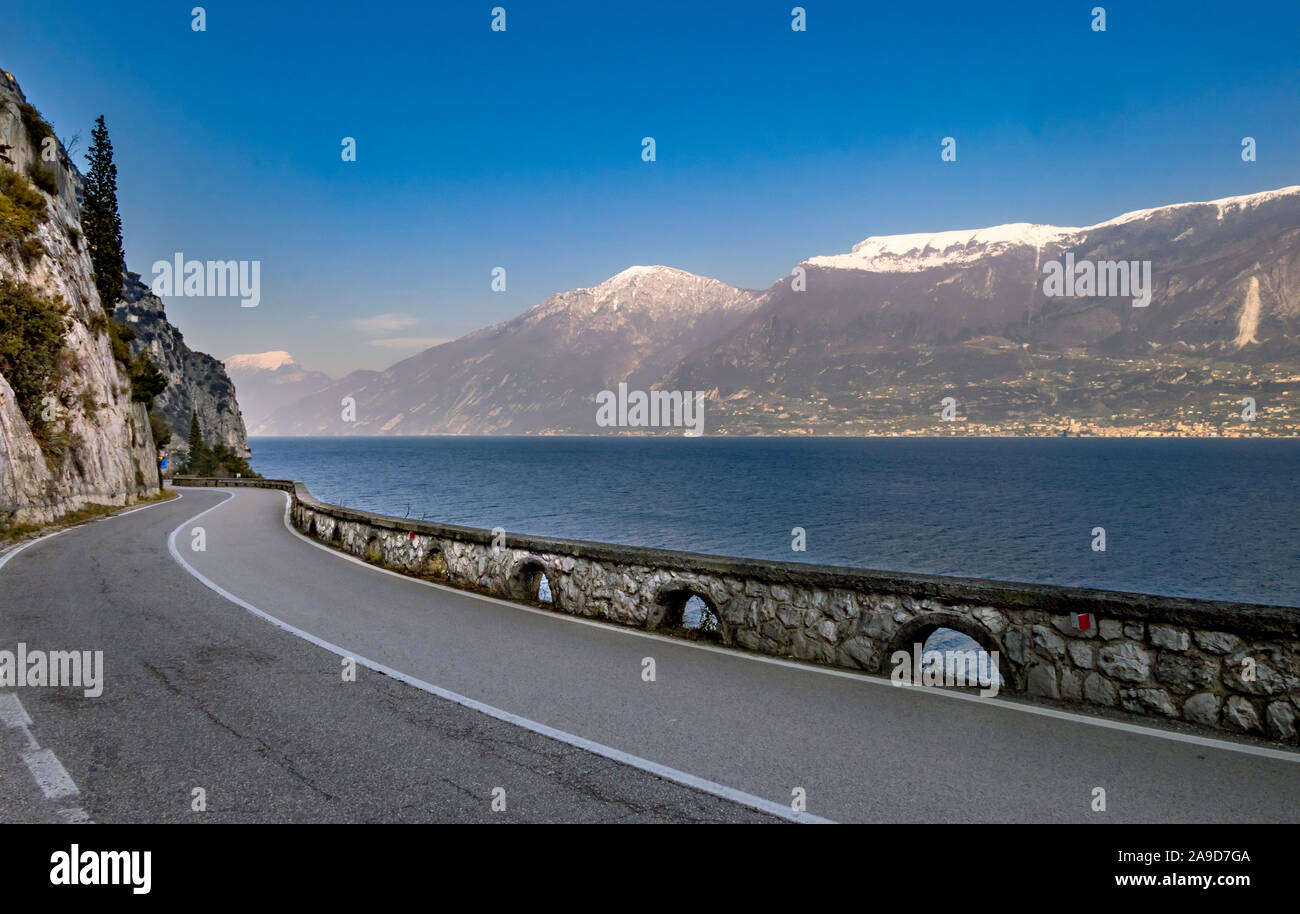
[174,476,1300,744]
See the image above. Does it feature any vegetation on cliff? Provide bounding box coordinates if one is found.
[0,165,47,263]
[0,277,87,469]
[0,101,55,261]
[178,411,258,478]
[0,277,68,434]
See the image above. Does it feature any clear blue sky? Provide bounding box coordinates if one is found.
[5,0,1298,375]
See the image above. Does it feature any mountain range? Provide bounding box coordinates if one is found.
[235,185,1300,438]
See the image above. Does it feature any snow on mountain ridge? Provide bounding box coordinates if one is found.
[807,185,1300,274]
[1091,184,1300,229]
[544,265,759,317]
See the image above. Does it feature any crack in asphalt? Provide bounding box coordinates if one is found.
[140,660,343,804]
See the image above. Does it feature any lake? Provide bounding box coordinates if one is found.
[248,436,1300,608]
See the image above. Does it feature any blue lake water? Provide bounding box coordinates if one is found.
[248,437,1300,608]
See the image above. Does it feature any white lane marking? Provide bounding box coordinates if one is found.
[2,693,90,817]
[1,693,41,751]
[0,529,68,572]
[0,494,178,823]
[250,490,1300,764]
[168,489,830,824]
[21,748,79,800]
[0,692,33,729]
[0,491,183,572]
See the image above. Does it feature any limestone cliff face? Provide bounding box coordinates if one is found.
[0,69,156,525]
[115,271,250,459]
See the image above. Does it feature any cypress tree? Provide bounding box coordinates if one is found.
[82,115,124,312]
[185,411,210,475]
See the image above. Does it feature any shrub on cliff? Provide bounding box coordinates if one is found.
[0,277,68,435]
[17,101,53,149]
[128,349,167,404]
[0,165,48,263]
[26,161,57,195]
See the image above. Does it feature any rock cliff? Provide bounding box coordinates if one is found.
[115,270,249,460]
[0,69,159,526]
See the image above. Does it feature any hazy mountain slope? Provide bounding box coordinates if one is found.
[262,266,761,435]
[224,350,331,434]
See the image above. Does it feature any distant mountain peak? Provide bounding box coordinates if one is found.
[595,264,727,290]
[535,265,759,319]
[226,350,297,372]
[608,264,679,280]
[224,351,334,434]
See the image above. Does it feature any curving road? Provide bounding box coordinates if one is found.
[0,485,1296,823]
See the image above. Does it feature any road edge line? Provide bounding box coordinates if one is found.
[257,490,1300,764]
[0,490,184,573]
[168,488,832,824]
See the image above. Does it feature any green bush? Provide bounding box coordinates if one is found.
[148,409,172,449]
[177,411,259,477]
[37,429,84,472]
[27,162,57,195]
[17,101,53,148]
[0,166,49,259]
[0,278,68,434]
[211,443,259,478]
[101,317,166,406]
[85,308,109,335]
[128,349,167,404]
[106,318,133,363]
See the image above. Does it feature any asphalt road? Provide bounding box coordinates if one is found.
[1,485,1296,823]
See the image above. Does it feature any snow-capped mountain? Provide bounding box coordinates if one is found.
[260,185,1300,437]
[807,223,1078,273]
[226,350,298,372]
[806,186,1300,274]
[664,185,1300,433]
[258,266,761,435]
[225,351,334,434]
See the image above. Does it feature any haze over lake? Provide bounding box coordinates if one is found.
[248,437,1300,608]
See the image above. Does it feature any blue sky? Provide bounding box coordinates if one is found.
[5,0,1298,374]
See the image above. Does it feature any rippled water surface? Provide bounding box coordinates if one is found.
[249,436,1300,607]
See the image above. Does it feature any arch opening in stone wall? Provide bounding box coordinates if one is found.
[654,587,722,641]
[421,545,448,580]
[362,533,383,564]
[511,558,558,607]
[883,611,1018,691]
